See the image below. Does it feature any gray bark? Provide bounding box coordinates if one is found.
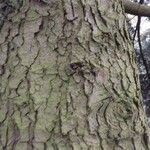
[0,0,150,149]
[123,0,150,17]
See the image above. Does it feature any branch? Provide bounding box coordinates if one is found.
[133,0,144,40]
[123,0,150,17]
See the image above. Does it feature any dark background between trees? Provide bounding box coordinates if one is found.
[128,0,150,125]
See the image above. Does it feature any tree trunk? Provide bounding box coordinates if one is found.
[0,0,150,149]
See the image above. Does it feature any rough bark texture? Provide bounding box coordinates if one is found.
[0,0,150,149]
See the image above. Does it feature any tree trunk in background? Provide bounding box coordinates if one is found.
[0,0,150,149]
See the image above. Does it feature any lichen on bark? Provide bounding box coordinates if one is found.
[0,0,150,149]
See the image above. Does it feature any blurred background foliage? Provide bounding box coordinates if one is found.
[127,0,150,125]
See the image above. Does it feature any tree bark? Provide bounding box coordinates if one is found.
[123,0,150,17]
[0,0,150,149]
